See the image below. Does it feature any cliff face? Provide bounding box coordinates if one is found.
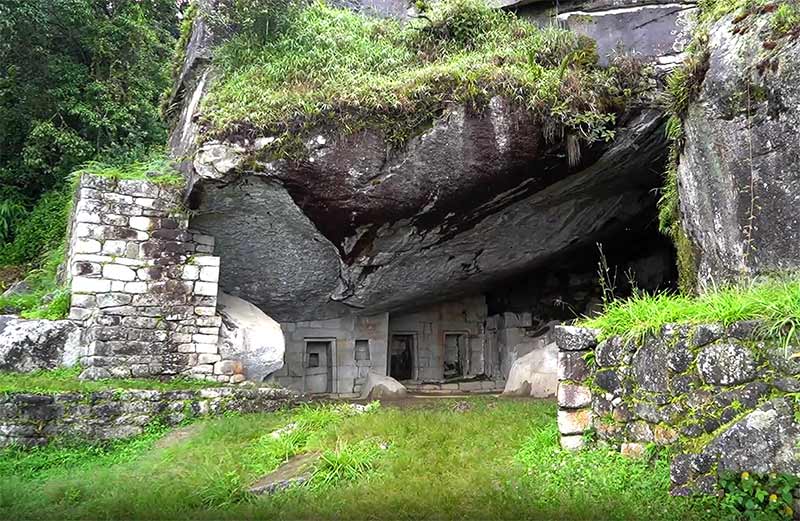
[168,0,679,322]
[678,9,800,285]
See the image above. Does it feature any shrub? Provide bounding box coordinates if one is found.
[0,189,70,267]
[719,471,799,520]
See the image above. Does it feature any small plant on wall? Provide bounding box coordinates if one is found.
[719,471,799,520]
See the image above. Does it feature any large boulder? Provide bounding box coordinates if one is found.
[678,12,800,285]
[360,372,407,400]
[188,106,666,322]
[217,293,285,382]
[503,342,558,398]
[0,316,82,372]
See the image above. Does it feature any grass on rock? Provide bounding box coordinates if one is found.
[202,0,647,156]
[584,276,800,342]
[0,397,721,520]
[0,366,222,395]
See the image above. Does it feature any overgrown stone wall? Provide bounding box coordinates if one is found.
[555,324,800,494]
[0,387,296,448]
[66,174,242,383]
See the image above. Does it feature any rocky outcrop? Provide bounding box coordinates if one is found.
[0,316,82,373]
[678,12,800,285]
[188,105,667,322]
[217,292,285,382]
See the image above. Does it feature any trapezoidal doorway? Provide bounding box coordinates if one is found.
[304,340,333,394]
[389,334,414,381]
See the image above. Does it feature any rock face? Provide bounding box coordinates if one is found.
[360,372,407,399]
[217,293,286,382]
[189,106,666,322]
[679,13,800,285]
[0,316,81,372]
[503,342,558,398]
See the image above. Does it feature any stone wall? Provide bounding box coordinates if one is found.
[0,386,296,448]
[269,314,389,397]
[555,324,800,494]
[66,174,240,383]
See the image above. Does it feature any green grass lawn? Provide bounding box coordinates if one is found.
[0,397,720,520]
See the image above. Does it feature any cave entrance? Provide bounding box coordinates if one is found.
[443,332,468,379]
[304,340,333,394]
[389,334,414,381]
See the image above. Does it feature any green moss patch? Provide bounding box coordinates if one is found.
[202,0,648,154]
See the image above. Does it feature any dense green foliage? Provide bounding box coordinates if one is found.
[719,471,799,520]
[0,398,721,520]
[0,0,181,268]
[585,277,800,343]
[203,0,648,159]
[0,366,222,395]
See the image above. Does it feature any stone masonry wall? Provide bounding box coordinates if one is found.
[555,324,800,495]
[66,174,241,383]
[0,387,296,447]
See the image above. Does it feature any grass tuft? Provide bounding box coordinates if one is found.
[584,276,800,342]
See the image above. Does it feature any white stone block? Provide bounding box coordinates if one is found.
[193,256,220,266]
[134,197,156,208]
[71,294,96,308]
[111,281,126,292]
[103,264,136,281]
[194,282,218,296]
[198,354,222,364]
[195,306,217,316]
[69,307,93,321]
[76,210,101,224]
[199,266,220,283]
[192,364,214,374]
[75,222,96,239]
[102,240,128,256]
[196,316,222,327]
[182,265,200,280]
[129,216,156,231]
[124,282,148,294]
[177,344,196,353]
[173,334,193,343]
[193,334,218,344]
[72,277,111,294]
[195,343,219,354]
[74,239,102,254]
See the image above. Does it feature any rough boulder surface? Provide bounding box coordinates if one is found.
[503,343,558,398]
[217,293,286,382]
[679,14,800,285]
[360,373,407,400]
[0,316,82,372]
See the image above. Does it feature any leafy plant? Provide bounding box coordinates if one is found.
[771,3,800,35]
[719,471,799,520]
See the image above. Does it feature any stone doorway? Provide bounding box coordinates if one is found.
[444,332,467,378]
[389,334,414,381]
[304,340,333,394]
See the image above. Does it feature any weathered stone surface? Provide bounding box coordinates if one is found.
[678,13,800,286]
[696,341,757,386]
[557,409,592,436]
[216,293,285,382]
[765,343,800,376]
[632,337,669,393]
[248,452,319,496]
[703,398,800,476]
[187,105,668,322]
[554,326,599,352]
[0,317,80,372]
[503,343,558,398]
[692,324,723,348]
[360,373,407,400]
[594,369,623,397]
[560,434,585,452]
[595,337,630,367]
[557,351,590,382]
[620,442,646,459]
[557,382,592,409]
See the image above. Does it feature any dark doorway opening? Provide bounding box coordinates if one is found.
[305,340,333,394]
[444,332,467,378]
[389,334,414,381]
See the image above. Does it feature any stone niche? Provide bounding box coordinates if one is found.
[66,174,244,383]
[555,324,800,495]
